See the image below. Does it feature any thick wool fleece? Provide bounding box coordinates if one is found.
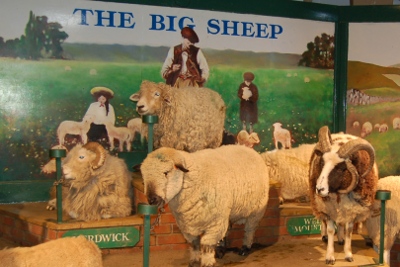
[0,236,103,267]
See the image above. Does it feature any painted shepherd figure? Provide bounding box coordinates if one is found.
[161,27,209,88]
[238,72,259,133]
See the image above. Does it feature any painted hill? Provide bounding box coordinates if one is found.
[348,61,400,91]
[62,43,301,68]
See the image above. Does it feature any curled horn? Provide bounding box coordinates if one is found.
[315,126,332,153]
[83,142,107,170]
[337,139,375,193]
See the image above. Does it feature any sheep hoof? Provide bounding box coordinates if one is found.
[345,256,354,262]
[215,246,226,259]
[338,240,344,246]
[238,246,251,256]
[325,259,335,265]
[322,235,328,243]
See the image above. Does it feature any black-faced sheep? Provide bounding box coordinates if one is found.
[62,142,133,221]
[57,115,95,146]
[0,236,103,267]
[364,176,400,264]
[129,80,226,152]
[309,126,378,265]
[140,145,269,267]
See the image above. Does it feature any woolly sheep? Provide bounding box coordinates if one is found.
[89,69,97,75]
[360,121,373,137]
[236,130,260,148]
[141,145,270,267]
[57,115,95,146]
[352,121,360,128]
[309,126,378,265]
[129,80,226,152]
[241,86,252,100]
[272,122,292,149]
[260,143,315,204]
[62,142,133,221]
[393,117,400,130]
[374,123,380,131]
[364,176,400,264]
[104,122,134,152]
[0,236,102,267]
[304,76,310,83]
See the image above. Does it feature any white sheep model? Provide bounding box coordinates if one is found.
[361,121,373,137]
[393,117,400,129]
[272,122,292,149]
[57,115,95,146]
[236,130,260,148]
[129,80,226,152]
[364,175,400,264]
[309,126,378,265]
[104,122,134,152]
[260,143,315,204]
[0,236,103,267]
[62,142,133,221]
[140,145,270,267]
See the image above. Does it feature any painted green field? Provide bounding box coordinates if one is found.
[0,58,333,180]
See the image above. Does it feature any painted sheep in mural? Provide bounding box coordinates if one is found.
[62,142,133,221]
[127,117,148,143]
[393,117,400,129]
[104,122,134,152]
[0,236,102,267]
[378,123,388,133]
[272,122,292,149]
[57,115,95,146]
[236,130,260,148]
[140,145,269,267]
[309,126,378,265]
[129,80,226,152]
[360,121,373,137]
[364,176,400,264]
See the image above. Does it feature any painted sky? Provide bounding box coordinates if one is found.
[1,0,334,55]
[349,23,400,67]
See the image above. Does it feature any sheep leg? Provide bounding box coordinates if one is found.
[109,137,115,151]
[186,235,200,267]
[325,219,336,265]
[337,224,344,245]
[344,222,354,262]
[321,219,328,243]
[119,140,124,152]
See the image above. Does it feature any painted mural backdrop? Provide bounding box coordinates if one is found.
[0,0,335,181]
[348,23,400,177]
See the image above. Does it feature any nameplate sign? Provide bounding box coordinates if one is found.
[286,216,321,236]
[63,227,140,248]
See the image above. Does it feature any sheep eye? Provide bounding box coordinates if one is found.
[79,156,84,159]
[155,91,160,97]
[163,171,168,177]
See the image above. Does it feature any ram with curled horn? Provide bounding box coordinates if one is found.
[309,126,378,265]
[61,142,133,221]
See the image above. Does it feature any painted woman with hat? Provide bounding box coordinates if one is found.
[161,26,209,88]
[238,72,259,133]
[84,86,116,142]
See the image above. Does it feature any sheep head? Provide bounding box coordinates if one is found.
[140,147,189,208]
[62,142,107,187]
[310,126,375,198]
[129,80,172,116]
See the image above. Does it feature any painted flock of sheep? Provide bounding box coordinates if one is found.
[26,80,400,267]
[352,118,400,137]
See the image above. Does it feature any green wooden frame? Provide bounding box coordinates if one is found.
[2,0,400,203]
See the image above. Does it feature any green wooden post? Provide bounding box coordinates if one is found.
[49,148,66,223]
[137,203,158,267]
[375,190,391,266]
[142,115,158,153]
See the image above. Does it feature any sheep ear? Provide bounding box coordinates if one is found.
[130,93,140,102]
[83,142,107,170]
[175,164,189,173]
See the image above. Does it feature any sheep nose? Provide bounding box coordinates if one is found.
[147,195,162,206]
[316,187,325,194]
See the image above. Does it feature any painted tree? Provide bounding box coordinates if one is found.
[298,33,334,69]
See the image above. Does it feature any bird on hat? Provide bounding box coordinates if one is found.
[181,27,199,44]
